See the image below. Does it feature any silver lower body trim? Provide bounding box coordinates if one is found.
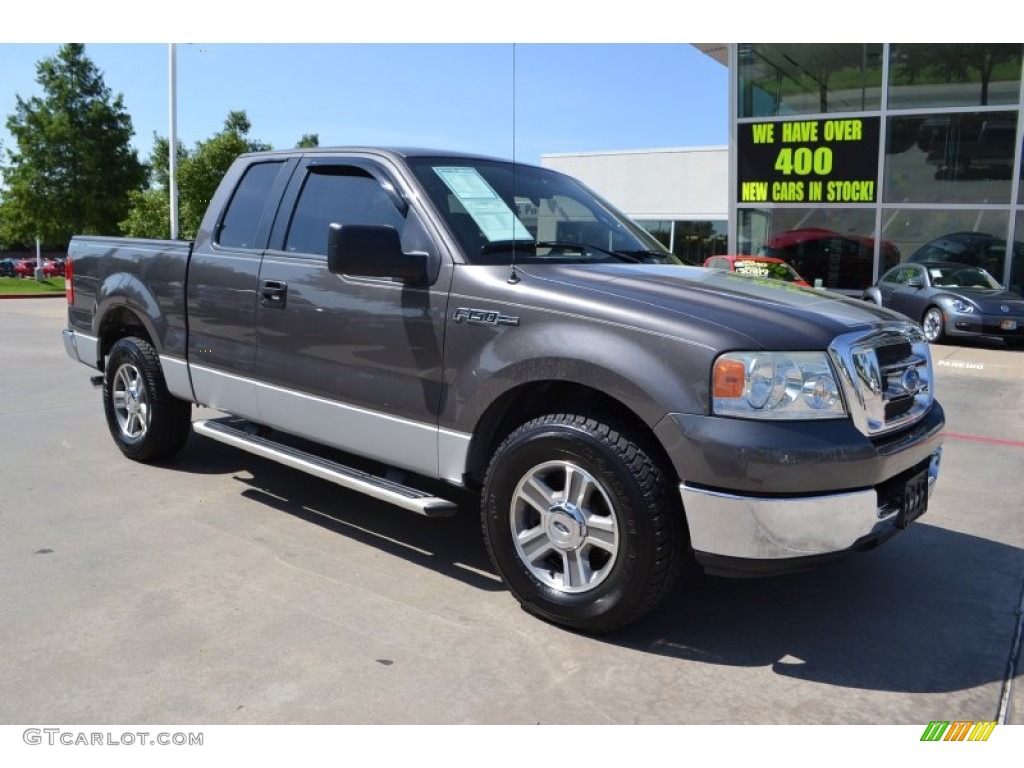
[159,355,194,402]
[193,419,457,517]
[188,363,470,483]
[682,485,884,560]
[62,330,100,370]
[438,429,471,485]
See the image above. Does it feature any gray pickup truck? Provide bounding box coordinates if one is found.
[64,148,945,633]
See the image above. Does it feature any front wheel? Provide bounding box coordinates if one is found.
[481,414,687,634]
[103,336,192,462]
[922,306,946,344]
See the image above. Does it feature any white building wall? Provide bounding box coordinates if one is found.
[540,146,729,221]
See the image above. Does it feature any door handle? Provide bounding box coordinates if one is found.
[260,280,287,309]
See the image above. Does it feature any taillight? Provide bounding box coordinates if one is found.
[65,256,73,305]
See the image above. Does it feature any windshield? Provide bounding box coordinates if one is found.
[407,157,682,266]
[928,265,1002,289]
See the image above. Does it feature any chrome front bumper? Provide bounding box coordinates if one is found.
[681,448,942,561]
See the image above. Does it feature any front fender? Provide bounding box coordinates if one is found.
[442,314,715,434]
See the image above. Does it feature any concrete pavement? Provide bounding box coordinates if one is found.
[1,297,1021,729]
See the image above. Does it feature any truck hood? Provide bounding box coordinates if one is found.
[517,263,901,350]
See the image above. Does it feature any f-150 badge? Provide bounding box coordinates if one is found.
[453,308,520,327]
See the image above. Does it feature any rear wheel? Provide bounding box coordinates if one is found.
[922,306,946,344]
[481,414,687,634]
[103,336,192,462]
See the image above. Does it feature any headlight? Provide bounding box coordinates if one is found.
[950,298,974,313]
[712,351,846,420]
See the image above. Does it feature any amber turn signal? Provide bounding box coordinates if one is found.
[713,358,746,399]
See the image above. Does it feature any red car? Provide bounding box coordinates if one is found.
[13,258,65,278]
[704,254,811,286]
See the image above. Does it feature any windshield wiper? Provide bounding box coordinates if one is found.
[478,240,644,263]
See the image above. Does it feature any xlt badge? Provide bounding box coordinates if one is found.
[453,308,520,327]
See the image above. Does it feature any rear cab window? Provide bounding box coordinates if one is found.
[217,161,287,249]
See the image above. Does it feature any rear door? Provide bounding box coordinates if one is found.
[252,154,453,479]
[187,158,297,419]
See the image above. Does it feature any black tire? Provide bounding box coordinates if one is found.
[922,306,946,344]
[481,413,687,634]
[102,336,192,462]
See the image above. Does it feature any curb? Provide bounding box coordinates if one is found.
[0,293,65,300]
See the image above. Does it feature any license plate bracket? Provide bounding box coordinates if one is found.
[1000,319,1017,331]
[896,470,929,529]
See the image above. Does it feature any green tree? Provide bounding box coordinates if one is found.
[0,44,145,246]
[119,135,187,241]
[896,44,1023,106]
[296,133,319,148]
[122,110,271,240]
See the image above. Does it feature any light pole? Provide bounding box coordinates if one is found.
[169,43,179,240]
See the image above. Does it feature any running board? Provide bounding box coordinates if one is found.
[192,418,458,518]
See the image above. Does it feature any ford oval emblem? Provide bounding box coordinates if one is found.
[901,367,922,395]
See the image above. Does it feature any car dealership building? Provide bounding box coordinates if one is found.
[543,44,1024,295]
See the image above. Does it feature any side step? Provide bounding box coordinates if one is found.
[192,418,458,518]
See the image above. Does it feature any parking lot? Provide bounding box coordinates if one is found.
[1,296,1021,726]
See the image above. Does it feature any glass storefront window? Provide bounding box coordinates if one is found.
[738,208,885,291]
[1020,132,1024,205]
[635,219,727,265]
[636,220,671,250]
[738,44,883,118]
[884,112,1017,204]
[881,208,1013,285]
[734,44,1024,299]
[1012,213,1024,294]
[888,44,1023,109]
[673,220,727,264]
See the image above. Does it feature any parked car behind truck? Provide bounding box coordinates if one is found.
[64,148,945,633]
[863,262,1024,346]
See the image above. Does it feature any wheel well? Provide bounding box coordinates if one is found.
[464,381,674,490]
[98,308,153,364]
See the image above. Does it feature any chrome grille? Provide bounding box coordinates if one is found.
[829,324,934,436]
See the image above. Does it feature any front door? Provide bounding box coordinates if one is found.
[253,155,452,479]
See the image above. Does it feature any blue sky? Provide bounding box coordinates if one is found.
[0,43,728,167]
[0,2,961,170]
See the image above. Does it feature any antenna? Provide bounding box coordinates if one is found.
[508,43,520,285]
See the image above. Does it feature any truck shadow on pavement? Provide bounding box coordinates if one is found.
[614,524,1024,695]
[171,432,1022,696]
[170,432,502,593]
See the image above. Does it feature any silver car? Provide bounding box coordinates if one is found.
[863,261,1024,347]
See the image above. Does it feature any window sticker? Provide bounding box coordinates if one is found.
[433,167,532,242]
[734,260,772,277]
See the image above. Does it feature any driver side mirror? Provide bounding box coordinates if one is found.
[327,223,428,284]
[907,276,926,288]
